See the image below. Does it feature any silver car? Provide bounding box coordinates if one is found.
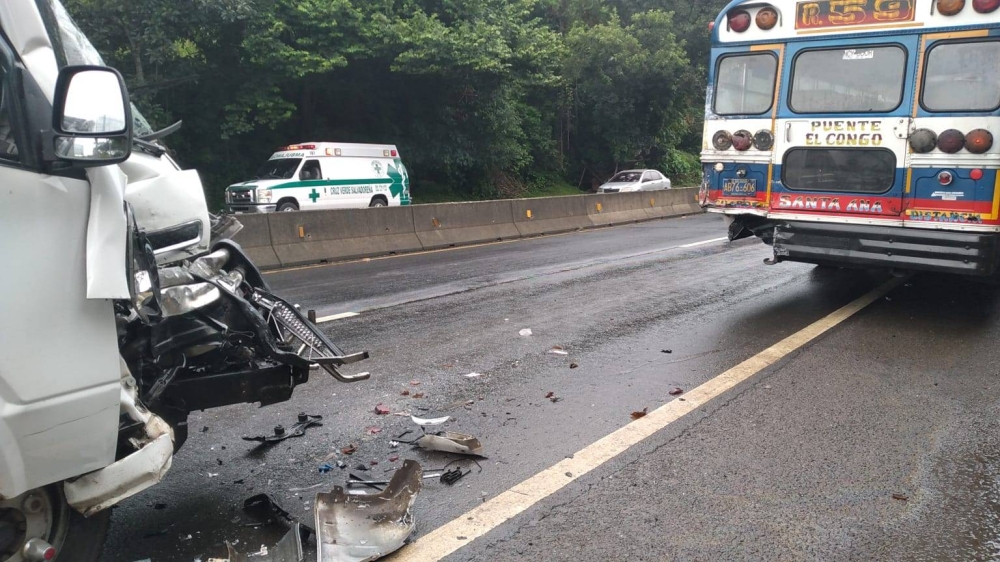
[598,169,672,193]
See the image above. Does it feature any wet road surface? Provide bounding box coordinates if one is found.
[103,214,1000,561]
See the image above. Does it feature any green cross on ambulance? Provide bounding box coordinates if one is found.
[225,142,411,213]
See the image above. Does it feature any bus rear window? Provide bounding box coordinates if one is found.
[714,53,777,116]
[923,41,1000,113]
[790,46,906,113]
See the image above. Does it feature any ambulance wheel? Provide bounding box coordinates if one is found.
[276,200,299,212]
[0,486,110,562]
[369,196,388,207]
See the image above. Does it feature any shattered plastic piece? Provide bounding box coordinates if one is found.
[892,493,909,501]
[412,392,425,399]
[354,464,370,472]
[315,460,423,562]
[519,328,533,337]
[630,408,649,420]
[243,414,323,444]
[662,349,673,354]
[365,426,382,435]
[319,464,334,474]
[668,387,684,396]
[411,414,450,427]
[410,380,421,386]
[224,523,304,562]
[401,390,411,396]
[439,468,468,486]
[545,392,555,399]
[547,348,569,356]
[243,494,316,540]
[375,404,391,415]
[341,444,358,455]
[389,441,400,449]
[569,363,579,369]
[416,432,485,457]
[389,455,400,462]
[464,372,484,378]
[337,461,348,469]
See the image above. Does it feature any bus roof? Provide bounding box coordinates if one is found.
[270,142,400,160]
[714,0,1000,44]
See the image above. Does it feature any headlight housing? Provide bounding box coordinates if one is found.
[256,188,273,203]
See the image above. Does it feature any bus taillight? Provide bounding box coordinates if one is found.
[728,10,751,32]
[966,129,994,153]
[974,0,1000,13]
[910,129,938,153]
[937,0,966,15]
[753,130,774,151]
[971,169,985,181]
[937,129,966,153]
[732,130,753,151]
[712,131,733,151]
[756,7,779,30]
[938,171,954,185]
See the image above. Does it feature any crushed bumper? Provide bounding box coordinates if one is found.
[773,221,1000,276]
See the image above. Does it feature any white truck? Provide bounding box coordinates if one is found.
[0,2,370,561]
[225,142,412,213]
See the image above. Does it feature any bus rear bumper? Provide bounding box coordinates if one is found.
[772,221,1000,276]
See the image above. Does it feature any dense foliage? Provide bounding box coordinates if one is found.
[65,0,728,205]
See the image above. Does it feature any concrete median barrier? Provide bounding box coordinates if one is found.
[510,195,594,237]
[230,214,281,269]
[412,201,521,250]
[645,188,702,219]
[587,192,652,227]
[268,207,422,267]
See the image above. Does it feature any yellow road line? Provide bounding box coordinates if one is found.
[393,274,907,561]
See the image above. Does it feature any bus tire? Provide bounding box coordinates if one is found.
[276,199,299,212]
[369,196,388,207]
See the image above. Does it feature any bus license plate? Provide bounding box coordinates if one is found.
[723,178,757,196]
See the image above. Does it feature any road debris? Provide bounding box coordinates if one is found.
[341,444,358,455]
[410,380,421,386]
[243,414,323,444]
[570,363,579,369]
[315,460,423,562]
[412,392,426,399]
[631,408,649,420]
[401,389,411,396]
[416,432,486,457]
[221,523,304,562]
[547,348,569,356]
[375,404,391,415]
[242,494,315,540]
[440,468,468,485]
[366,426,383,435]
[389,455,400,462]
[669,387,684,396]
[519,328,533,337]
[464,372,484,378]
[662,349,673,354]
[892,493,909,502]
[411,414,451,427]
[319,463,334,474]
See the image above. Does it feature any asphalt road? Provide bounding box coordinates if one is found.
[103,213,1000,561]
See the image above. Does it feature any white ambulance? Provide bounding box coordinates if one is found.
[225,142,411,212]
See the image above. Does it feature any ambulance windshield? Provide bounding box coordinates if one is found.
[255,158,302,180]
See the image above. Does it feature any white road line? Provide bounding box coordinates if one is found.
[392,274,907,562]
[315,312,360,323]
[679,236,729,248]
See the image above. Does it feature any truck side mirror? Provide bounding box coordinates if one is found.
[50,65,132,166]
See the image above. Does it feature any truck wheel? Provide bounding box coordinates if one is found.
[0,486,110,562]
[369,196,388,207]
[277,201,299,212]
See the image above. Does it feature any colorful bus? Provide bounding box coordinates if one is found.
[700,0,1000,275]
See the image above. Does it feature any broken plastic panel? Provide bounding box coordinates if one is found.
[410,415,450,427]
[415,432,485,457]
[220,523,304,562]
[314,460,422,562]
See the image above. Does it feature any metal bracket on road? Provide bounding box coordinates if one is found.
[242,413,322,444]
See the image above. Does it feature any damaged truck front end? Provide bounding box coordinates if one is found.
[0,1,371,561]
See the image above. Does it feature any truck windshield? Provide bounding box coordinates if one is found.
[41,0,155,137]
[790,46,906,114]
[255,158,301,180]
